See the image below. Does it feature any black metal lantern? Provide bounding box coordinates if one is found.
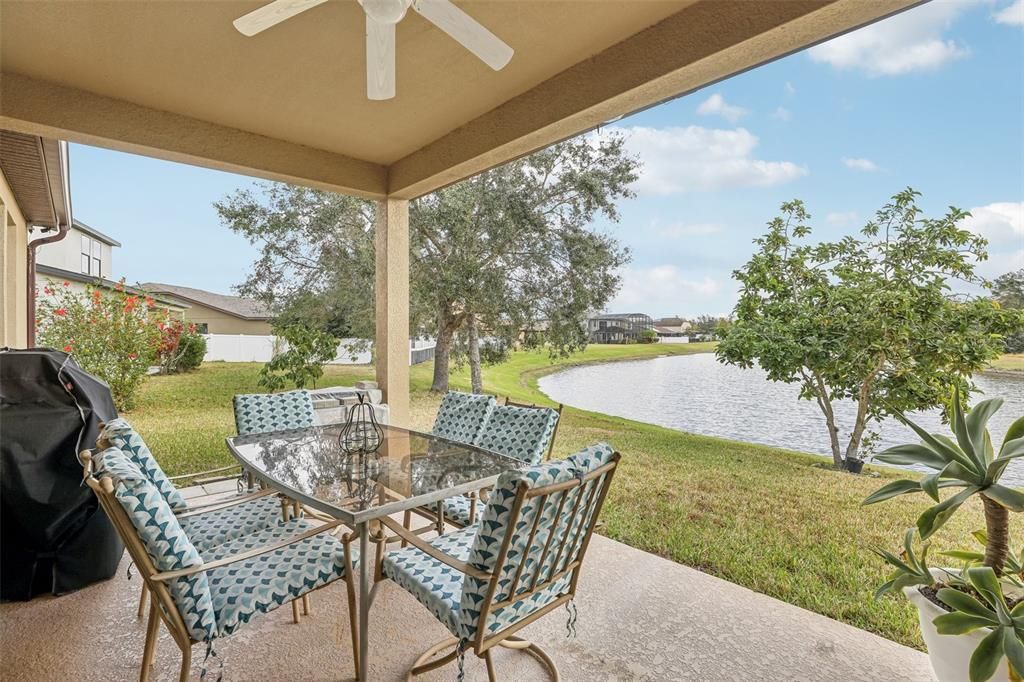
[339,393,384,456]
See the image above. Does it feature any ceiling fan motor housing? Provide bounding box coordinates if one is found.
[359,0,412,25]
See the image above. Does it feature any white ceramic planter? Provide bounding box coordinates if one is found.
[904,574,1012,682]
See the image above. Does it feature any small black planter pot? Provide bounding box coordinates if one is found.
[845,458,865,474]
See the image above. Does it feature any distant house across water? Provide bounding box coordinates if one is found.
[653,316,692,338]
[587,312,654,344]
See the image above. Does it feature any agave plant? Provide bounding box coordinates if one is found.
[865,390,1024,574]
[865,389,1024,681]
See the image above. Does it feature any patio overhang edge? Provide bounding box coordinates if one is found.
[0,72,389,200]
[385,0,924,199]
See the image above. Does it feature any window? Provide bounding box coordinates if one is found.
[80,235,91,274]
[195,323,209,334]
[79,234,104,277]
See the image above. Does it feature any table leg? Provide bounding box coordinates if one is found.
[359,521,370,681]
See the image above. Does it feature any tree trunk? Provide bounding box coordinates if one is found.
[844,368,881,465]
[468,314,483,394]
[431,315,456,393]
[981,494,1010,575]
[810,372,843,467]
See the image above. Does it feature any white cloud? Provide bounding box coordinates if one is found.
[696,93,748,123]
[784,81,796,96]
[656,222,723,238]
[808,1,972,75]
[826,211,860,227]
[961,201,1024,278]
[842,157,879,172]
[772,107,792,121]
[994,0,1024,25]
[611,265,722,312]
[614,125,807,195]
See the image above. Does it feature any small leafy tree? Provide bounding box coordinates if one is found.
[865,393,1024,682]
[717,189,1022,467]
[36,280,161,410]
[156,319,206,374]
[993,269,1024,353]
[258,323,338,391]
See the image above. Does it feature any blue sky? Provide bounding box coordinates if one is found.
[69,0,1023,319]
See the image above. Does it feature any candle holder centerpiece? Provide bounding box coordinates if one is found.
[338,393,383,505]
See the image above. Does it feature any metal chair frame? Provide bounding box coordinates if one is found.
[80,449,361,682]
[379,452,620,681]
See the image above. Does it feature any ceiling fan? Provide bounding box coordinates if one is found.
[233,0,514,100]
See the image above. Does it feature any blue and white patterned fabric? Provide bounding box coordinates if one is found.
[233,390,316,436]
[181,495,285,553]
[205,518,356,636]
[385,443,616,642]
[93,447,217,643]
[382,526,479,635]
[473,404,560,465]
[431,391,496,445]
[101,418,189,511]
[441,494,475,526]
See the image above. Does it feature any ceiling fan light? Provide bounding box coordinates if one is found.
[359,0,411,25]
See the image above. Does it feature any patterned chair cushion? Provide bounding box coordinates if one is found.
[442,494,475,527]
[457,444,616,640]
[206,518,356,637]
[431,392,496,445]
[93,447,217,642]
[180,495,285,553]
[101,418,189,512]
[382,526,479,636]
[473,404,560,465]
[233,390,316,436]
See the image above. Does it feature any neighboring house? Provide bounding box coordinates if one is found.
[140,283,273,335]
[653,316,692,338]
[0,130,71,347]
[587,312,654,344]
[31,219,118,281]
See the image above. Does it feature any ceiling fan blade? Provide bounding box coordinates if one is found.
[233,0,329,37]
[366,16,396,100]
[412,0,513,71]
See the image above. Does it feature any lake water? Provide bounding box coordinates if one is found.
[539,353,1024,486]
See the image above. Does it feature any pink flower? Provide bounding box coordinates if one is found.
[63,345,73,352]
[128,352,138,360]
[62,281,70,287]
[54,308,67,316]
[43,286,53,295]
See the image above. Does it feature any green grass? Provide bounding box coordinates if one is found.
[128,344,996,650]
[990,354,1024,372]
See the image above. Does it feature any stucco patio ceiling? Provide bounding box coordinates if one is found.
[1,0,919,200]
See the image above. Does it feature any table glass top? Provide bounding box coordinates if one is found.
[227,424,525,523]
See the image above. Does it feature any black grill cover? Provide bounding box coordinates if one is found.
[0,348,124,600]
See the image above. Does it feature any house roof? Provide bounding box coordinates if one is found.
[36,264,188,310]
[73,219,121,247]
[140,282,272,320]
[0,130,71,228]
[0,1,918,200]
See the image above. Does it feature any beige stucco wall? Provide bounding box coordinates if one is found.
[0,169,29,348]
[31,225,114,279]
[180,303,272,335]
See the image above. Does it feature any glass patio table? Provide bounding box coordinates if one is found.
[226,423,526,681]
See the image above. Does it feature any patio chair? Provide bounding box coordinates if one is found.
[81,445,360,682]
[430,390,497,444]
[377,442,620,681]
[232,389,317,436]
[430,402,562,531]
[99,418,296,622]
[502,397,564,461]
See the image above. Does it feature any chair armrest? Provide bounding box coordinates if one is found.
[150,519,346,582]
[175,488,279,518]
[379,516,492,581]
[167,464,241,482]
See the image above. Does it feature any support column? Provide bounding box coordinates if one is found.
[374,198,410,425]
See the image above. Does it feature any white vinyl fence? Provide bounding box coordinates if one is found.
[203,335,435,365]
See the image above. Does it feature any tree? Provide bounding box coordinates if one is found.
[217,132,638,394]
[717,189,1022,468]
[992,269,1024,352]
[258,323,339,391]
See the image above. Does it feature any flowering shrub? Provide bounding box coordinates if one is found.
[37,280,162,410]
[156,319,206,374]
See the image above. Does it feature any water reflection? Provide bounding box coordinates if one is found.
[539,353,1024,486]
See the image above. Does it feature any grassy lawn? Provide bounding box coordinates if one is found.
[990,353,1024,372]
[127,343,999,650]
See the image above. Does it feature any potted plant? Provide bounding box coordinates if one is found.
[864,389,1023,682]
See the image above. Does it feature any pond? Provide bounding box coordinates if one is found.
[539,352,1024,486]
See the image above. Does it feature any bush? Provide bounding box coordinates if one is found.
[258,323,338,391]
[639,329,658,344]
[178,329,207,371]
[37,280,161,410]
[156,319,206,374]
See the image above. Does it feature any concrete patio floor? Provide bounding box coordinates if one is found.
[0,484,934,681]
